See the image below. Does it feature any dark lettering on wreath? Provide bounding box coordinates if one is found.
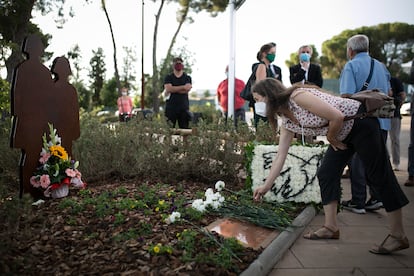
[261,150,324,200]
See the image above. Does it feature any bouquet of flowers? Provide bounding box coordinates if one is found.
[30,123,86,198]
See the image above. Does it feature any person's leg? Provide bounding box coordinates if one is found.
[350,117,409,253]
[177,110,190,129]
[344,153,367,212]
[405,114,414,186]
[304,145,353,239]
[165,107,177,128]
[389,117,400,169]
[303,201,339,239]
[370,208,409,254]
[235,108,245,127]
[366,130,388,208]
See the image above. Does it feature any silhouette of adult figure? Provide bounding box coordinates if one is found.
[50,56,80,158]
[10,34,54,198]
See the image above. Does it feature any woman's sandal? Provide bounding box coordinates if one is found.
[303,225,340,240]
[369,234,410,254]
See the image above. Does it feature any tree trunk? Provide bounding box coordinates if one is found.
[151,0,165,113]
[101,0,121,95]
[162,5,189,72]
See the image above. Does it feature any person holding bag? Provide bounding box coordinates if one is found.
[251,78,409,255]
[242,42,282,128]
[340,34,391,214]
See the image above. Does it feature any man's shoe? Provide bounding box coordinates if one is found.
[341,200,366,214]
[365,198,383,211]
[404,176,414,187]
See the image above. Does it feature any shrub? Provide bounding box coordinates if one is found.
[0,112,274,196]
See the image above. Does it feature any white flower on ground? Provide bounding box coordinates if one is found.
[165,211,181,224]
[205,188,214,198]
[215,181,225,191]
[192,199,206,212]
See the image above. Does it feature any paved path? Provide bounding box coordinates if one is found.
[268,116,414,276]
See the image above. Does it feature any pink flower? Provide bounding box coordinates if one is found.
[65,168,76,177]
[39,152,51,164]
[30,176,41,188]
[40,174,51,189]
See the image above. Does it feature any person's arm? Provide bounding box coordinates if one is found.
[339,63,357,97]
[117,98,122,111]
[128,97,134,112]
[253,126,294,201]
[255,63,267,82]
[292,90,346,151]
[289,65,306,84]
[164,83,191,94]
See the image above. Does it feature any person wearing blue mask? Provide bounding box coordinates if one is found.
[290,45,323,143]
[289,45,323,88]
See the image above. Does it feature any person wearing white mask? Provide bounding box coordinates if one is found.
[252,78,409,255]
[117,87,134,122]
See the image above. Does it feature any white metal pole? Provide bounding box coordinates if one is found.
[228,1,236,122]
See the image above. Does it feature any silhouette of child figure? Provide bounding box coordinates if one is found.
[50,56,80,158]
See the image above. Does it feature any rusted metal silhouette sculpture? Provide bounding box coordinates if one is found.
[10,34,80,199]
[50,56,80,157]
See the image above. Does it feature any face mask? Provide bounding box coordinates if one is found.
[122,92,127,96]
[174,63,184,71]
[266,53,275,63]
[300,53,310,62]
[254,102,267,117]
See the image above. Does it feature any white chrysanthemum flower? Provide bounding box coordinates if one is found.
[215,180,225,191]
[211,200,221,210]
[166,211,181,224]
[192,199,206,212]
[218,195,225,203]
[205,188,214,198]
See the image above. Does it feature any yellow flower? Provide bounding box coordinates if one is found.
[158,200,165,205]
[153,246,160,253]
[49,145,68,160]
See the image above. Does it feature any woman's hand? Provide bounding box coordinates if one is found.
[253,185,270,201]
[327,136,347,151]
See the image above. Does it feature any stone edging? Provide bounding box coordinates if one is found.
[240,206,317,276]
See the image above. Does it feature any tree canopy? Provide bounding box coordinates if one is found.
[320,22,414,81]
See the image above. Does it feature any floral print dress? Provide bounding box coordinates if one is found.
[282,88,361,141]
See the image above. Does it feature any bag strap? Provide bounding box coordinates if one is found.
[360,58,374,91]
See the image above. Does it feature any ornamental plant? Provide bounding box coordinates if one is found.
[30,123,86,198]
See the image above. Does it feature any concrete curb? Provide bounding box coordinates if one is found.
[240,205,317,276]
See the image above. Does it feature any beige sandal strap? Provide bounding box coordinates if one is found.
[323,225,337,234]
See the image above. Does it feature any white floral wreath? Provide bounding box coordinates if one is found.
[251,145,327,203]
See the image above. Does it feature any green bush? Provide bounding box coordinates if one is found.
[0,112,277,196]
